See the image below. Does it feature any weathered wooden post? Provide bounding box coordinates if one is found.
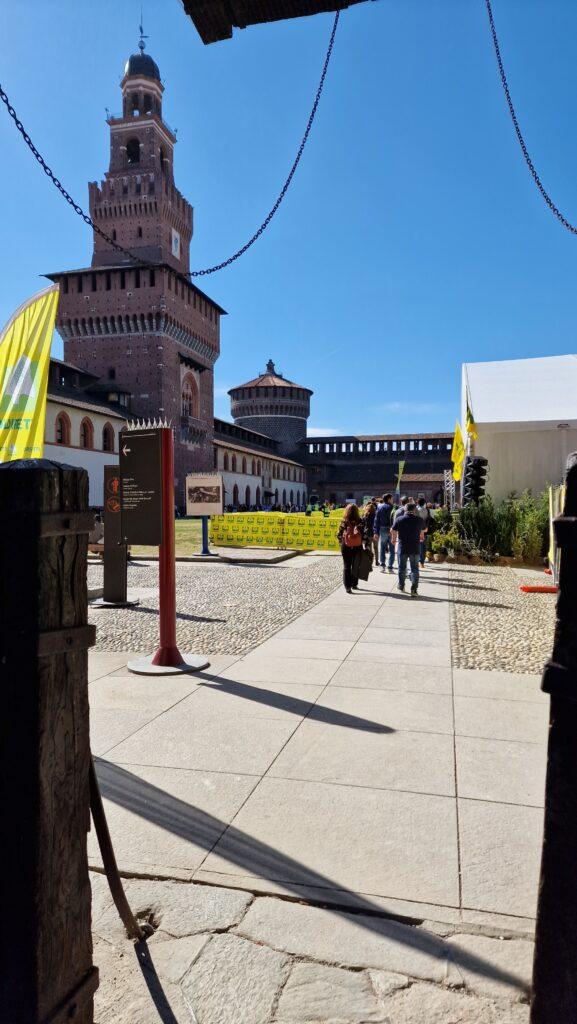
[531,453,577,1022]
[0,460,97,1024]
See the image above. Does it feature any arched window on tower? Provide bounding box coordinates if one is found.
[55,412,70,446]
[80,418,94,450]
[181,374,199,420]
[126,138,140,165]
[102,423,114,453]
[159,145,166,174]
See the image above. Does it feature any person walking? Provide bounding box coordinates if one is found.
[363,499,378,566]
[337,504,370,594]
[416,497,430,568]
[391,501,425,597]
[373,493,395,573]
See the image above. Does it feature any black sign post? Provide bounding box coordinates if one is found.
[119,429,163,546]
[91,465,139,608]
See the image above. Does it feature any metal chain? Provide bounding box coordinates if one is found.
[485,0,577,234]
[0,10,339,279]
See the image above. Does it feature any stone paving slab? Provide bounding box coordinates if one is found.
[107,701,299,774]
[458,799,543,919]
[327,660,453,694]
[454,695,549,744]
[201,776,460,907]
[347,641,452,667]
[268,720,456,796]
[456,735,547,807]
[453,668,545,703]
[89,760,259,875]
[315,685,454,735]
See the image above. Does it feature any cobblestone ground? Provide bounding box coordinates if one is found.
[87,556,342,655]
[449,563,556,674]
[92,874,531,1024]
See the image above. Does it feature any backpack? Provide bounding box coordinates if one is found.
[343,522,363,548]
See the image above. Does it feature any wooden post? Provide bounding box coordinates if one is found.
[0,460,97,1024]
[531,453,577,1022]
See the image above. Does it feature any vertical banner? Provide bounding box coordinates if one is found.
[395,460,406,492]
[451,422,466,482]
[0,285,59,462]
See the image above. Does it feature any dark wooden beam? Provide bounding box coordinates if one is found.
[182,0,370,44]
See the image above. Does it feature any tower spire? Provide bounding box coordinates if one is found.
[138,7,148,53]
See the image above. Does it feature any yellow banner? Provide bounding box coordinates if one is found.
[466,400,478,440]
[210,512,342,551]
[451,421,466,482]
[0,285,59,462]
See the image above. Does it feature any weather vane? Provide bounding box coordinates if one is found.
[139,6,148,53]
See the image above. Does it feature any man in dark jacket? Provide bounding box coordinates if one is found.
[391,502,425,597]
[373,494,395,573]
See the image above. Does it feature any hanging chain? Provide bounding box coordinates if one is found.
[0,10,339,279]
[485,0,577,234]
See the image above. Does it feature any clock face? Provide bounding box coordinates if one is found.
[171,229,181,259]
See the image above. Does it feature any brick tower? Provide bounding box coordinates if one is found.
[47,37,225,504]
[229,360,312,454]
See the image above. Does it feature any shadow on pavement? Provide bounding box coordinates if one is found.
[95,759,529,998]
[134,940,181,1024]
[194,673,395,733]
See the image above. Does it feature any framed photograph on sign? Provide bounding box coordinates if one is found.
[186,473,224,517]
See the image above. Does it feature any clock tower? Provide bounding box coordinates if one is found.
[47,39,224,504]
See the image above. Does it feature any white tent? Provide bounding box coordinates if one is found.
[462,354,577,501]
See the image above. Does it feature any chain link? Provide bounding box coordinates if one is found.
[0,10,339,279]
[485,0,577,235]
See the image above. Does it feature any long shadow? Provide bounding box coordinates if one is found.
[95,759,529,996]
[418,579,499,592]
[386,593,511,609]
[126,606,226,624]
[194,672,394,733]
[134,941,181,1024]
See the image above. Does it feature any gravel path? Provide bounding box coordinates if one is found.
[88,556,342,655]
[449,563,556,675]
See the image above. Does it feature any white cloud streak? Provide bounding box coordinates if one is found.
[307,427,343,437]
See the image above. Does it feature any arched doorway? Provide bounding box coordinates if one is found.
[256,486,261,507]
[245,485,251,507]
[297,490,300,506]
[282,489,286,505]
[232,483,239,507]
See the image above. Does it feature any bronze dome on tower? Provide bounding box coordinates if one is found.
[124,51,161,81]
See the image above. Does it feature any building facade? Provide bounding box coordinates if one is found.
[302,433,453,505]
[46,42,224,504]
[214,417,307,509]
[44,358,129,506]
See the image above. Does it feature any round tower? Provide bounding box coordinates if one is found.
[229,360,312,454]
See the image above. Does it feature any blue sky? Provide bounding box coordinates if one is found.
[1,0,577,435]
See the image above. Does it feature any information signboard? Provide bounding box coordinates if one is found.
[102,465,127,601]
[120,429,163,546]
[185,473,224,517]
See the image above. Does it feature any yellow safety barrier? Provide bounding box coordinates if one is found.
[209,511,342,551]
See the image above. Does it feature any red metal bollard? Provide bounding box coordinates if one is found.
[127,426,209,676]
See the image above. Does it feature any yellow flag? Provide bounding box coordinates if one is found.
[0,285,59,462]
[451,421,466,481]
[466,400,478,440]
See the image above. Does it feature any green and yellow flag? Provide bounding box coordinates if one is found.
[466,399,478,440]
[451,421,466,481]
[0,285,59,462]
[395,459,406,490]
